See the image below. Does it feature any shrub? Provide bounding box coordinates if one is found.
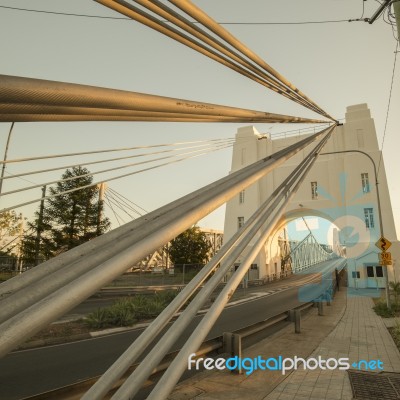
[85,291,179,329]
[86,308,111,329]
[108,303,135,327]
[373,301,396,318]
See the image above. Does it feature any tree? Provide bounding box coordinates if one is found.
[21,166,110,263]
[169,226,211,266]
[0,211,22,253]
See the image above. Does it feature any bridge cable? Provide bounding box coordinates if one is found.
[94,0,334,120]
[0,74,327,124]
[127,0,326,117]
[0,137,233,165]
[82,126,336,399]
[107,187,148,215]
[111,127,336,400]
[0,139,234,181]
[0,126,334,358]
[1,141,232,197]
[0,142,233,213]
[103,192,125,226]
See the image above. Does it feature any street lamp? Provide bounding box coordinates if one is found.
[320,150,390,308]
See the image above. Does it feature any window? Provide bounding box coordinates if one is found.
[366,266,374,278]
[361,173,370,193]
[239,190,245,204]
[238,216,244,230]
[352,271,360,279]
[364,208,374,229]
[366,266,384,278]
[311,182,318,199]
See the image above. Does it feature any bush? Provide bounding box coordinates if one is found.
[373,301,396,318]
[108,303,135,327]
[86,308,111,329]
[85,291,179,329]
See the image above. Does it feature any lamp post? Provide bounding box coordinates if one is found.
[320,150,390,308]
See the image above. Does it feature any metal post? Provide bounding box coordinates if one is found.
[0,122,14,195]
[294,310,301,333]
[318,300,324,316]
[368,0,392,24]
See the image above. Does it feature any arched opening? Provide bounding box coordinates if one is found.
[261,209,344,280]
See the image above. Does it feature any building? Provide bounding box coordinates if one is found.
[223,104,399,288]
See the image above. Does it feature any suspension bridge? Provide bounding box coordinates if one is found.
[0,1,399,399]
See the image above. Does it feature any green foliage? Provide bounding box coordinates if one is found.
[85,291,179,329]
[21,167,110,264]
[169,226,211,265]
[390,320,400,349]
[0,211,23,253]
[85,308,111,329]
[373,301,398,318]
[390,281,400,305]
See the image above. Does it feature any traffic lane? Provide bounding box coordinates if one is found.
[0,328,148,400]
[0,272,327,399]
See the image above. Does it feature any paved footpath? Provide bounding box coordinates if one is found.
[168,289,400,400]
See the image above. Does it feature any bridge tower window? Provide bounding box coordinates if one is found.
[311,181,318,199]
[238,216,244,230]
[361,173,370,193]
[364,208,375,229]
[239,190,245,204]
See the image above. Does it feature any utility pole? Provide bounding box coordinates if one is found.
[394,1,400,40]
[17,214,24,274]
[34,186,46,266]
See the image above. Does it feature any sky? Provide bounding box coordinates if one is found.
[0,0,399,238]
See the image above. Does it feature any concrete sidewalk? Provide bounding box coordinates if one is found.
[168,290,400,400]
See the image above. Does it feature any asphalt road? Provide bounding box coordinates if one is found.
[0,259,344,399]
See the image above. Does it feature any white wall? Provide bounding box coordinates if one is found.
[223,104,399,287]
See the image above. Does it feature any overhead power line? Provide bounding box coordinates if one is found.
[377,40,398,174]
[0,5,368,25]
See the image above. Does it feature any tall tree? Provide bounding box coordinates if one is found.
[22,166,110,263]
[169,226,211,265]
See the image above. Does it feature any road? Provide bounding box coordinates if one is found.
[0,259,345,399]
